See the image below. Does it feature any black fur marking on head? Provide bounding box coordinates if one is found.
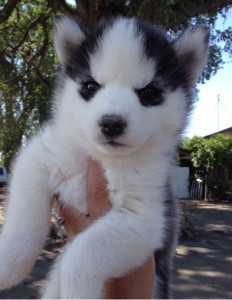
[136,20,189,91]
[64,19,116,101]
[65,32,98,81]
[64,19,115,80]
[65,17,193,104]
[135,82,164,107]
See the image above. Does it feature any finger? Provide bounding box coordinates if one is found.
[104,255,155,299]
[59,204,90,237]
[87,159,111,220]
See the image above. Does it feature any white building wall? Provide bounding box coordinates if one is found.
[172,166,190,199]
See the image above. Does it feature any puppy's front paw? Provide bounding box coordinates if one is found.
[60,240,104,299]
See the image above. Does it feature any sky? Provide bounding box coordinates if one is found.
[185,9,232,138]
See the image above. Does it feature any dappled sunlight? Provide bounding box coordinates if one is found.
[172,199,232,298]
[196,203,232,211]
[177,245,216,255]
[204,223,231,233]
[173,283,216,293]
[225,257,232,263]
[178,268,226,278]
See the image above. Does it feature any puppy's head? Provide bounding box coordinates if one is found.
[54,17,209,156]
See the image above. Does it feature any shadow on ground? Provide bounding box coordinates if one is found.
[172,200,232,299]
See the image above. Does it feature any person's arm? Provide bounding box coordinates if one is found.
[59,159,155,299]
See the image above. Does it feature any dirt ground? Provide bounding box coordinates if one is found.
[0,192,231,299]
[172,200,232,299]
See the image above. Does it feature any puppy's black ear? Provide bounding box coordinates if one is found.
[173,26,209,84]
[54,16,87,64]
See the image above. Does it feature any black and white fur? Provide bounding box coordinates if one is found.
[0,17,209,298]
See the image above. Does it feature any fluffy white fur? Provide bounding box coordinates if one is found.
[0,17,208,298]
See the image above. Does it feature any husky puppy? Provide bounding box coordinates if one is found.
[0,17,208,298]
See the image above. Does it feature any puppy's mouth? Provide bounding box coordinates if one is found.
[96,137,134,155]
[106,140,125,147]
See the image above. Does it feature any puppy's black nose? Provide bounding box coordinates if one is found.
[99,114,127,138]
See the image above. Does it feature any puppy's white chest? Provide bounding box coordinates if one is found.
[54,157,89,215]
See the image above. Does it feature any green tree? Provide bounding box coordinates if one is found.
[0,0,232,168]
[0,1,58,167]
[182,134,232,172]
[183,134,232,200]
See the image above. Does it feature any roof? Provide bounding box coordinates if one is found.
[204,127,232,139]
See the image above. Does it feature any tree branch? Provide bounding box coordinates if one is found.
[46,0,76,15]
[181,0,232,16]
[0,0,21,24]
[149,0,232,28]
[169,0,232,27]
[12,15,48,53]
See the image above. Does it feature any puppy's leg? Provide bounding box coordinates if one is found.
[59,208,160,299]
[42,257,62,299]
[0,162,52,290]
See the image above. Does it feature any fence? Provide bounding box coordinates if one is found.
[190,178,205,199]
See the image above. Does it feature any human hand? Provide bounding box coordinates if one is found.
[58,159,155,298]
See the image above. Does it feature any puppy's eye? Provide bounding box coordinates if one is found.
[136,84,164,107]
[79,80,101,101]
[84,81,100,92]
